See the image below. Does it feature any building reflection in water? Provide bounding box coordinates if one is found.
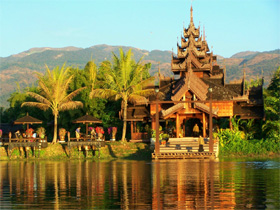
[2,159,276,209]
[151,159,235,209]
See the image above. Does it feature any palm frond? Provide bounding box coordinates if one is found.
[59,101,84,111]
[90,88,118,100]
[26,92,52,106]
[88,61,98,88]
[38,80,52,99]
[21,102,50,111]
[62,87,86,103]
[57,74,74,98]
[132,89,156,97]
[34,71,44,79]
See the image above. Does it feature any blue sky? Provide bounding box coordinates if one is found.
[0,0,279,58]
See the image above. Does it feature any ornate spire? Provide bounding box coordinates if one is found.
[203,25,205,41]
[190,5,193,23]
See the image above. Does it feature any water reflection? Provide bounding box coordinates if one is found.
[0,159,279,209]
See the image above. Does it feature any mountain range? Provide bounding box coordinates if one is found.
[0,45,279,107]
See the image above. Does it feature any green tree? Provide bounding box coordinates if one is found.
[262,67,280,141]
[59,64,108,134]
[22,64,85,143]
[90,48,154,142]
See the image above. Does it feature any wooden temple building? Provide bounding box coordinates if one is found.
[127,6,264,141]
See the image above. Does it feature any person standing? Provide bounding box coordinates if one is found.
[75,127,81,141]
[193,124,199,137]
[198,135,204,152]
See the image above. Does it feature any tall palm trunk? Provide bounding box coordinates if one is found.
[121,100,128,142]
[53,112,58,143]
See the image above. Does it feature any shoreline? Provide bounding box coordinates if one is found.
[1,141,279,161]
[0,141,153,161]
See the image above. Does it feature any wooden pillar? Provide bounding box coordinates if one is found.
[9,132,11,143]
[152,115,156,130]
[86,123,88,136]
[203,112,206,137]
[209,91,213,153]
[183,119,186,137]
[176,113,180,138]
[155,101,160,155]
[130,121,134,140]
[229,116,233,130]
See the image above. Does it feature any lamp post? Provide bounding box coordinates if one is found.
[208,87,213,153]
[155,86,160,156]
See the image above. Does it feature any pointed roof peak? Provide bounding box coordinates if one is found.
[190,5,193,23]
[203,25,205,41]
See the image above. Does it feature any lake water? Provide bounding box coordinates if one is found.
[0,158,279,209]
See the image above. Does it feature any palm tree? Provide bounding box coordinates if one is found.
[22,64,86,143]
[90,48,154,142]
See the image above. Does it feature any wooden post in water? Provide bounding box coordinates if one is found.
[85,146,88,158]
[208,88,213,153]
[38,138,41,158]
[203,112,206,138]
[155,86,160,157]
[9,132,11,143]
[25,147,29,159]
[8,132,12,158]
[67,132,71,157]
[33,146,36,157]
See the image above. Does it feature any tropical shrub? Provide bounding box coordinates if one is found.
[36,127,46,138]
[59,128,67,141]
[217,128,280,156]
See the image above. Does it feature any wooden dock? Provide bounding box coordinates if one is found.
[59,136,106,157]
[0,134,106,158]
[152,137,218,159]
[1,137,48,158]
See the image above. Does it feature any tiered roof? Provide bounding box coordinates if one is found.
[171,6,215,74]
[171,67,208,101]
[125,5,264,122]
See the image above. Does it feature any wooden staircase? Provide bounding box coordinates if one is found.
[152,137,218,159]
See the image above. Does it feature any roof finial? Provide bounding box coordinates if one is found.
[203,25,205,41]
[190,5,193,23]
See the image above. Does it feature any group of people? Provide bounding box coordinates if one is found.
[75,126,105,141]
[14,128,37,141]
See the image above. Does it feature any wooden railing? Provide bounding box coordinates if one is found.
[131,132,149,140]
[65,132,105,143]
[0,133,47,144]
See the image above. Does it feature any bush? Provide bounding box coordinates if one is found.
[217,128,280,156]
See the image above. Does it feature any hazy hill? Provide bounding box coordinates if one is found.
[0,45,279,107]
[218,49,279,85]
[230,51,259,59]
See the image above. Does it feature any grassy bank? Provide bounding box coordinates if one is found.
[217,128,280,158]
[0,142,153,161]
